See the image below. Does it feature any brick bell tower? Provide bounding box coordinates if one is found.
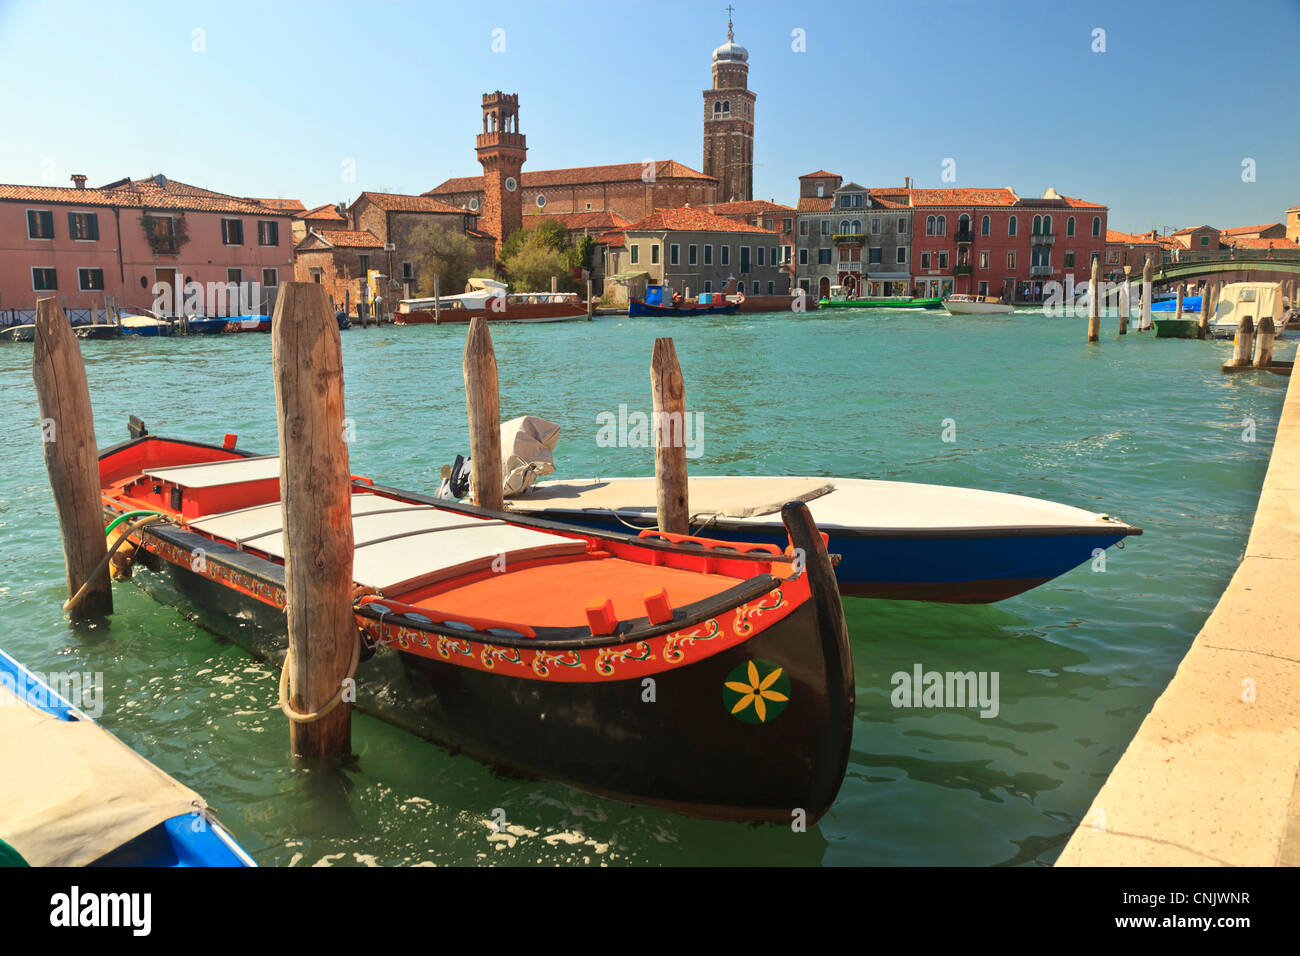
[702,10,754,202]
[477,91,527,252]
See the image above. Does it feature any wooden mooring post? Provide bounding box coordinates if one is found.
[433,275,442,325]
[463,315,503,512]
[1087,257,1100,342]
[1173,283,1184,328]
[271,282,355,757]
[586,278,594,321]
[32,297,112,617]
[1118,271,1131,334]
[1222,314,1255,373]
[650,337,689,534]
[1254,316,1275,368]
[1139,256,1154,332]
[1199,282,1216,338]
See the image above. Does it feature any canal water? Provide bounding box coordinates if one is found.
[0,308,1290,866]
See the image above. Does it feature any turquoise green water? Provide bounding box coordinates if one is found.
[0,309,1291,866]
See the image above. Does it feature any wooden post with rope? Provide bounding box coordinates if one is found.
[271,282,355,757]
[32,297,112,617]
[1140,256,1154,332]
[1254,316,1275,369]
[1087,256,1100,342]
[651,337,689,534]
[463,315,503,512]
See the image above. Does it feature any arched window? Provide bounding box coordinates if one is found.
[1044,215,1052,234]
[1033,215,1042,235]
[840,220,850,234]
[1008,215,1017,236]
[722,100,730,113]
[1066,216,1076,237]
[851,220,861,234]
[714,101,722,114]
[937,215,946,236]
[926,216,936,236]
[981,215,990,236]
[1092,216,1101,237]
[958,214,970,235]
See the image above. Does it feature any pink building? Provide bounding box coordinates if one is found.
[0,174,297,317]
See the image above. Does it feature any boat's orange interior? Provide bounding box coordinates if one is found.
[101,439,788,631]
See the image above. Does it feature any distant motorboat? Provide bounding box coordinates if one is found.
[1208,282,1287,340]
[119,312,174,337]
[397,278,587,324]
[942,294,1014,315]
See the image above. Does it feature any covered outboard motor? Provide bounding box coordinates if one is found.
[437,455,472,500]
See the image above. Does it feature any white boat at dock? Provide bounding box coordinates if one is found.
[942,294,1015,315]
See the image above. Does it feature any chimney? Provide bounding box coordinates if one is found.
[71,174,87,190]
[904,176,911,189]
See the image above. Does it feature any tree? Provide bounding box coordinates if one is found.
[412,221,476,296]
[576,235,596,271]
[501,232,573,292]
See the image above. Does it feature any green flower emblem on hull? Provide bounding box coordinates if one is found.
[723,659,790,724]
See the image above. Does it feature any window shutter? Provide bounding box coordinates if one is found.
[90,214,99,240]
[68,212,78,238]
[27,210,37,235]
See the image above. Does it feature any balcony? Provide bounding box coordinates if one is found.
[1030,232,1056,245]
[953,264,973,277]
[954,230,975,243]
[832,234,866,245]
[837,261,863,273]
[1030,264,1054,276]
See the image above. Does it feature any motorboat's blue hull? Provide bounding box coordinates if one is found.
[629,299,739,317]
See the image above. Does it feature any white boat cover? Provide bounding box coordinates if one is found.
[144,455,280,488]
[500,415,561,497]
[0,679,201,866]
[511,476,835,519]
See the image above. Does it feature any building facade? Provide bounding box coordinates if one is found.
[701,14,755,203]
[794,182,912,298]
[0,174,295,315]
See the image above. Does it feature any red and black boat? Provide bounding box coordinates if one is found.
[97,429,854,823]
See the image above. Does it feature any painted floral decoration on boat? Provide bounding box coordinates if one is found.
[723,659,790,724]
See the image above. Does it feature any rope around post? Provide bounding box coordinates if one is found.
[62,514,164,612]
[277,622,362,724]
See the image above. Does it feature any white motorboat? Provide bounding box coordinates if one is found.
[1208,282,1287,339]
[942,294,1014,315]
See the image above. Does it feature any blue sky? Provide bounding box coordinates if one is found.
[1,0,1296,233]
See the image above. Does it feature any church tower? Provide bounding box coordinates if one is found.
[476,91,527,252]
[701,10,754,202]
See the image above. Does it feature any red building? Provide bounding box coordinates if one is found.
[906,187,1107,302]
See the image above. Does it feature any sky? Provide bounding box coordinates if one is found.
[1,0,1297,233]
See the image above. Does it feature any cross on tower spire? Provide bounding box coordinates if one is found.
[726,5,735,41]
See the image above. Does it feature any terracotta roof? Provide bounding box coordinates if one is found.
[251,198,306,213]
[1106,229,1163,245]
[624,207,776,234]
[799,170,839,179]
[702,199,796,216]
[521,210,631,231]
[1220,223,1283,236]
[907,187,1020,207]
[1058,195,1105,209]
[598,230,626,248]
[425,160,714,196]
[0,176,292,216]
[296,203,346,221]
[796,197,833,212]
[1227,236,1300,250]
[303,229,384,249]
[1171,224,1215,235]
[357,191,467,214]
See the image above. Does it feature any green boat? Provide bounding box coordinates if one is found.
[817,296,943,310]
[1154,318,1201,339]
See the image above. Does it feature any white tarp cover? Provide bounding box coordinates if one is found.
[500,415,561,497]
[0,683,202,866]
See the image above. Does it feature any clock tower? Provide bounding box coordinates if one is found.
[702,10,754,202]
[477,91,527,253]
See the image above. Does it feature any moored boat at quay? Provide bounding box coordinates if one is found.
[97,431,854,822]
[396,278,587,324]
[942,294,1015,315]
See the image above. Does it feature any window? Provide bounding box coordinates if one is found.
[783,218,792,233]
[869,247,882,264]
[704,280,712,293]
[871,218,880,234]
[32,267,57,290]
[1008,215,1017,236]
[839,195,850,209]
[817,249,831,264]
[937,252,949,269]
[585,202,592,210]
[752,281,760,294]
[937,215,946,235]
[979,251,989,269]
[227,268,243,284]
[310,269,323,283]
[926,216,936,236]
[221,219,243,245]
[799,220,808,236]
[757,246,765,266]
[78,267,104,290]
[981,215,990,236]
[402,261,413,280]
[631,245,640,265]
[262,268,278,287]
[1044,215,1052,234]
[651,244,660,265]
[1032,215,1042,235]
[1200,236,1209,247]
[897,247,907,264]
[721,246,730,266]
[27,210,54,239]
[714,101,722,114]
[257,220,279,246]
[703,244,712,265]
[68,212,99,241]
[958,214,971,235]
[782,245,791,263]
[536,194,547,208]
[978,281,989,296]
[799,248,808,265]
[469,198,479,211]
[921,252,931,269]
[688,244,698,265]
[821,220,830,235]
[853,195,863,208]
[1007,251,1016,269]
[767,280,775,294]
[899,217,908,233]
[1092,217,1101,237]
[358,255,370,274]
[840,220,850,234]
[816,185,823,197]
[1063,252,1075,267]
[1066,216,1076,237]
[670,243,679,265]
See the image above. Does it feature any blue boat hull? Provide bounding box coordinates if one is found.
[629,299,739,317]
[516,512,1126,603]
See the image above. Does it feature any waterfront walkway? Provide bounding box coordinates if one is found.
[1058,364,1300,866]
